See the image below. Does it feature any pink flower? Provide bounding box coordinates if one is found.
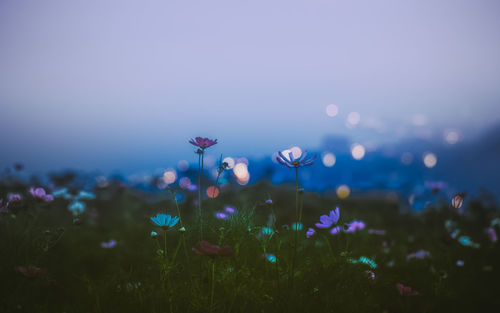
[330,226,341,235]
[396,283,419,296]
[29,187,54,202]
[189,137,218,149]
[14,266,47,278]
[192,241,233,258]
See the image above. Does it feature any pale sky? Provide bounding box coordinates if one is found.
[1,0,499,173]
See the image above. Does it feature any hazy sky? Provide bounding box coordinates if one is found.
[1,0,499,173]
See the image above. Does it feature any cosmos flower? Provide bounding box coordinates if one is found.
[215,212,229,220]
[276,150,317,168]
[14,266,47,278]
[315,207,340,229]
[456,260,465,267]
[330,226,342,235]
[189,137,218,149]
[306,228,316,238]
[8,194,22,202]
[263,253,277,263]
[458,235,480,248]
[29,187,54,202]
[345,220,366,233]
[487,227,497,242]
[261,227,274,236]
[367,229,386,236]
[348,256,377,269]
[396,283,419,296]
[291,222,303,231]
[192,241,233,257]
[101,240,117,249]
[224,206,236,214]
[406,250,431,260]
[68,201,86,216]
[150,213,179,229]
[265,199,273,204]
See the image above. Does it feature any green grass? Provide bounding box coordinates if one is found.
[1,181,499,313]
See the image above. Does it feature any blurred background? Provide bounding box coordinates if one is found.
[1,0,499,203]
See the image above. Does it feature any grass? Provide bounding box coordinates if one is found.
[0,180,499,313]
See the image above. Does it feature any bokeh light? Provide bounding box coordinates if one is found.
[326,104,339,117]
[179,177,191,189]
[163,169,177,184]
[223,157,235,169]
[351,144,366,160]
[336,185,351,199]
[233,163,250,185]
[347,112,361,126]
[322,152,336,167]
[400,152,413,165]
[206,186,220,198]
[290,146,302,159]
[423,152,437,168]
[177,160,189,172]
[444,130,460,144]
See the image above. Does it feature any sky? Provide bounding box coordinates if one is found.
[1,0,500,173]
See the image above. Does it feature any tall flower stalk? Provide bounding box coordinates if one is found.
[189,137,217,240]
[276,149,316,289]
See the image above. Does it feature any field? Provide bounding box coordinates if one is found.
[1,178,499,313]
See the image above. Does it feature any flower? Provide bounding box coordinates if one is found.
[8,194,22,202]
[291,222,303,231]
[456,260,465,267]
[150,231,158,238]
[276,150,317,168]
[150,213,179,228]
[396,283,419,296]
[458,235,480,248]
[101,240,117,249]
[306,228,316,238]
[265,199,273,204]
[315,207,340,229]
[345,220,366,233]
[14,266,47,278]
[406,250,430,260]
[215,212,229,220]
[487,227,497,242]
[189,137,217,149]
[368,229,386,236]
[261,227,274,236]
[224,206,236,214]
[365,270,375,280]
[68,201,86,216]
[192,241,233,257]
[330,226,341,235]
[29,187,53,202]
[263,253,277,263]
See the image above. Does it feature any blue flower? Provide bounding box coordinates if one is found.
[68,201,86,216]
[150,213,179,228]
[276,150,317,168]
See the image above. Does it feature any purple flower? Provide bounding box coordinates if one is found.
[487,227,497,242]
[265,199,273,204]
[406,249,430,260]
[8,194,22,202]
[306,228,316,238]
[29,187,54,202]
[276,150,317,168]
[345,220,366,233]
[189,137,217,149]
[368,229,386,236]
[330,226,341,235]
[224,206,236,214]
[101,240,117,249]
[315,207,340,229]
[215,212,229,220]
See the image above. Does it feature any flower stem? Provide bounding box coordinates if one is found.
[210,261,216,313]
[198,152,203,240]
[290,167,299,289]
[164,230,168,261]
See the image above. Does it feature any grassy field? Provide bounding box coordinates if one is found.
[1,180,499,313]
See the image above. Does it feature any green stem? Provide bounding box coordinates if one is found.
[210,261,215,313]
[290,167,299,289]
[164,230,168,261]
